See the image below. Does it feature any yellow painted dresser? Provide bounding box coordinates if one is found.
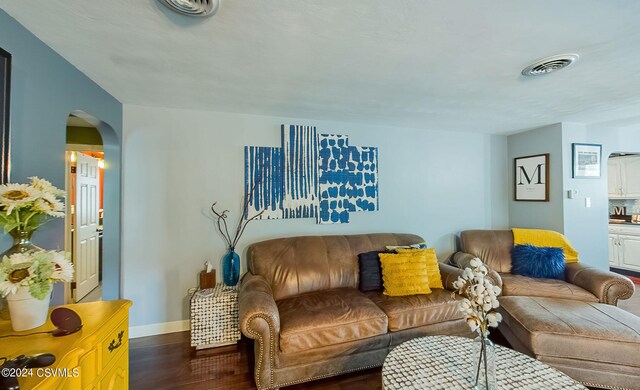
[0,299,132,390]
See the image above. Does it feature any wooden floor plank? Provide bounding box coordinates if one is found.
[129,333,381,390]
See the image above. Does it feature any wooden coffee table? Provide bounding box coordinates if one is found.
[382,335,587,390]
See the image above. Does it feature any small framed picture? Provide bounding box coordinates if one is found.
[514,153,549,201]
[572,143,601,178]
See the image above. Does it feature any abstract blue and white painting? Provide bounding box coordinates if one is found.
[317,134,350,224]
[347,146,379,212]
[281,124,318,219]
[244,146,284,219]
[243,125,379,224]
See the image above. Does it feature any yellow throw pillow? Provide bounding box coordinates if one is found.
[512,228,579,263]
[396,248,444,289]
[379,252,432,296]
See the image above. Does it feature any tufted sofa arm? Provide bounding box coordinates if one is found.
[439,263,465,292]
[450,251,503,290]
[565,263,635,305]
[238,273,281,390]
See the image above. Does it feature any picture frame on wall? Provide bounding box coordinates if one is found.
[572,143,601,179]
[0,47,11,184]
[514,153,549,201]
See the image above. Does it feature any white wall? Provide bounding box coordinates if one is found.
[564,122,640,269]
[0,10,123,304]
[507,121,640,270]
[122,105,509,328]
[508,124,564,232]
[561,122,609,268]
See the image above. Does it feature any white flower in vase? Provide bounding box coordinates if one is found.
[454,257,502,390]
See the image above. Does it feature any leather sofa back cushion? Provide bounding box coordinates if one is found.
[247,233,424,301]
[460,230,514,273]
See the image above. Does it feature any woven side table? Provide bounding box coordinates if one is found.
[190,283,241,350]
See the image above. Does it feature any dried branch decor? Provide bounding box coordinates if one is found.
[210,180,264,249]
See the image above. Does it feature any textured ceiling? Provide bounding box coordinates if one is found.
[3,0,640,134]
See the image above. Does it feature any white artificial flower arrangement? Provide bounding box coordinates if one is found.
[453,257,503,336]
[0,177,65,234]
[0,251,74,300]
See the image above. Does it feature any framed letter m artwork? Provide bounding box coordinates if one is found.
[514,153,549,201]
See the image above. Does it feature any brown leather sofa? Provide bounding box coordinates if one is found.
[238,233,472,390]
[451,230,635,305]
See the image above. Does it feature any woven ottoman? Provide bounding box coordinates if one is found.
[497,296,640,390]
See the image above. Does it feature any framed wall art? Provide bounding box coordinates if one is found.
[572,143,601,178]
[514,153,549,201]
[0,47,11,184]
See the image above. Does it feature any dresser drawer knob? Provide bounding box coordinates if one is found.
[108,331,125,353]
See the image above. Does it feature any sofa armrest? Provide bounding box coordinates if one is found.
[449,251,503,290]
[439,263,464,291]
[565,263,635,305]
[238,273,280,390]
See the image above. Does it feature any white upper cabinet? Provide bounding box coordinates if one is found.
[608,156,640,198]
[608,158,623,198]
[621,157,640,198]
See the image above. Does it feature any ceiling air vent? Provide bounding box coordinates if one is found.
[521,54,579,76]
[158,0,220,17]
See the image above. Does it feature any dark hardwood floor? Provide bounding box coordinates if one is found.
[129,332,382,390]
[130,306,637,390]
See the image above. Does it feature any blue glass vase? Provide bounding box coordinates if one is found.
[222,247,240,286]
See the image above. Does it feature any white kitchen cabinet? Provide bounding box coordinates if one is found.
[608,159,623,198]
[621,157,640,198]
[608,156,640,198]
[619,234,640,271]
[609,225,640,272]
[608,234,619,266]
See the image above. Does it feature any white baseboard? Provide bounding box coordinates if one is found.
[129,319,190,339]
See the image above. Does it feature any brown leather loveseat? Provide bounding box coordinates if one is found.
[451,230,634,305]
[238,233,472,390]
[450,230,638,389]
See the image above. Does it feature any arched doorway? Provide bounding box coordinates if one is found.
[64,111,122,303]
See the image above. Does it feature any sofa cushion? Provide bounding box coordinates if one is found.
[379,252,432,296]
[498,296,640,369]
[385,242,428,250]
[365,289,464,331]
[277,288,388,353]
[512,228,579,263]
[460,230,514,273]
[511,244,565,280]
[500,274,598,302]
[396,248,444,289]
[357,250,387,292]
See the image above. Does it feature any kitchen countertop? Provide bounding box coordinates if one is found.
[609,220,640,226]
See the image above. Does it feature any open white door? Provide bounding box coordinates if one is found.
[74,153,100,301]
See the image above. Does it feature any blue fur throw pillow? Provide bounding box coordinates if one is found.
[511,244,566,280]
